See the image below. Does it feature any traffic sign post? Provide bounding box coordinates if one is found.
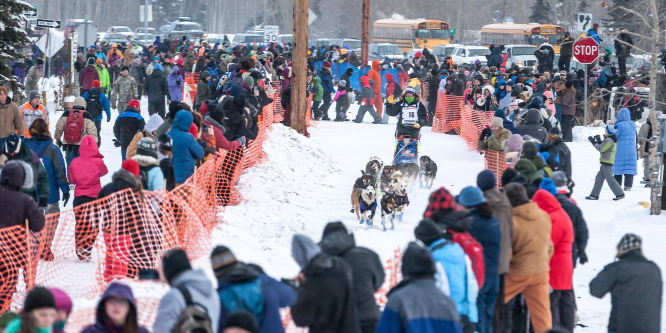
[577,13,593,33]
[264,25,279,44]
[36,19,61,29]
[23,5,38,17]
[573,37,600,126]
[449,28,456,35]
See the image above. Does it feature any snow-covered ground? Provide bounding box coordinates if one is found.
[32,81,666,331]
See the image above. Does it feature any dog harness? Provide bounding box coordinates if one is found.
[395,194,410,207]
[360,200,377,213]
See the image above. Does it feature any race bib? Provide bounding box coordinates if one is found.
[401,105,418,125]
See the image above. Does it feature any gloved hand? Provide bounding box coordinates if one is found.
[204,146,216,155]
[579,251,588,265]
[107,117,111,123]
[238,136,247,146]
[387,95,395,104]
[38,197,48,208]
[594,135,602,145]
[113,139,121,147]
[62,192,70,206]
[587,136,596,145]
[480,127,492,140]
[413,123,421,129]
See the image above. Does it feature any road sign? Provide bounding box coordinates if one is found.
[449,28,456,35]
[36,19,61,29]
[75,23,97,47]
[23,4,38,17]
[577,13,592,32]
[308,9,317,26]
[573,37,599,64]
[139,5,153,22]
[264,25,279,44]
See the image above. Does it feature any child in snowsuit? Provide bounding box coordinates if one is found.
[353,76,382,124]
[311,77,324,120]
[586,126,625,201]
[334,80,350,121]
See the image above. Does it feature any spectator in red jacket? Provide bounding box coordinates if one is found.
[79,57,100,96]
[202,106,246,152]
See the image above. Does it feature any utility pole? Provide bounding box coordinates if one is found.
[144,0,149,41]
[361,0,370,66]
[290,0,309,135]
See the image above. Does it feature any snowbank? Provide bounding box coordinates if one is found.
[572,125,605,142]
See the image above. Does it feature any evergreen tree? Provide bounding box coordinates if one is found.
[0,0,32,95]
[528,0,552,23]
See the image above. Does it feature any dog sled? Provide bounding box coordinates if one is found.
[393,134,420,165]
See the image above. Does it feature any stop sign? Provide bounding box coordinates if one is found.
[573,37,600,64]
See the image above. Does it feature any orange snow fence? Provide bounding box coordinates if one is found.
[484,150,509,190]
[431,92,494,150]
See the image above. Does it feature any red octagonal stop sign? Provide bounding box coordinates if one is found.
[573,37,600,64]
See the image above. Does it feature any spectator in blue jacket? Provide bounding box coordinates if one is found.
[211,245,296,333]
[168,110,204,185]
[613,108,638,190]
[24,118,70,213]
[586,23,602,44]
[317,61,335,120]
[415,219,478,332]
[494,108,520,135]
[82,80,111,147]
[376,242,463,333]
[457,186,502,333]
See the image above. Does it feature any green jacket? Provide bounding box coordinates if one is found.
[4,318,52,333]
[7,143,50,203]
[96,65,110,88]
[594,135,617,164]
[312,77,324,102]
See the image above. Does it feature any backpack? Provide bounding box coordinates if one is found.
[86,92,103,119]
[448,230,485,288]
[138,165,157,190]
[171,285,213,333]
[208,68,220,89]
[64,109,86,144]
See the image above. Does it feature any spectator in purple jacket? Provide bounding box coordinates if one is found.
[80,57,100,96]
[81,282,150,333]
[167,66,184,102]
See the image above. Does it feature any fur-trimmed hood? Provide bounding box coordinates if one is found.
[132,154,159,167]
[0,160,34,191]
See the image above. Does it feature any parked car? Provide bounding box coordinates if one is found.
[315,38,336,48]
[279,34,293,46]
[63,19,95,38]
[107,26,133,38]
[132,33,156,46]
[369,43,402,62]
[101,32,129,45]
[450,45,490,66]
[162,17,205,40]
[157,25,170,38]
[231,33,263,46]
[403,48,423,64]
[333,38,362,54]
[135,27,157,36]
[433,44,462,63]
[504,45,538,69]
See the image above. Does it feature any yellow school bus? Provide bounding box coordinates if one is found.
[373,19,451,53]
[480,23,567,53]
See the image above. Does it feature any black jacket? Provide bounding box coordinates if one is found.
[113,109,145,150]
[319,223,385,327]
[590,250,662,333]
[221,96,248,141]
[540,138,572,179]
[386,95,428,138]
[144,69,171,102]
[558,36,574,57]
[555,194,588,266]
[98,169,140,199]
[488,47,503,69]
[517,109,549,143]
[614,33,634,59]
[291,253,361,333]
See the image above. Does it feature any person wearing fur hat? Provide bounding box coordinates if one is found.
[131,137,164,191]
[114,65,138,114]
[154,248,220,332]
[81,282,149,333]
[3,132,50,208]
[586,126,625,200]
[478,117,512,152]
[145,61,171,118]
[24,119,70,213]
[54,96,98,168]
[590,233,662,333]
[113,99,145,160]
[376,242,463,333]
[3,287,56,333]
[49,288,72,333]
[19,90,49,138]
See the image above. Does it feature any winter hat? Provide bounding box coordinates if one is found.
[423,187,457,218]
[243,76,255,87]
[3,133,21,154]
[157,133,172,152]
[121,159,140,177]
[550,171,568,190]
[338,80,346,87]
[291,234,321,269]
[405,86,416,95]
[161,248,192,284]
[96,58,103,65]
[401,242,436,278]
[127,99,140,111]
[456,186,486,207]
[72,96,87,109]
[414,219,444,246]
[514,159,539,182]
[506,134,524,153]
[539,178,558,196]
[168,102,182,119]
[491,117,504,129]
[224,312,258,333]
[229,85,244,97]
[477,170,497,191]
[520,141,539,159]
[606,125,617,135]
[188,123,199,138]
[176,58,184,65]
[0,160,27,190]
[210,245,239,279]
[505,182,529,207]
[616,233,642,257]
[49,288,73,314]
[136,137,158,160]
[322,61,331,68]
[153,56,160,61]
[494,108,506,119]
[414,52,422,58]
[501,168,518,187]
[549,126,561,137]
[92,80,100,88]
[29,90,39,102]
[24,287,56,312]
[144,114,164,135]
[87,57,96,65]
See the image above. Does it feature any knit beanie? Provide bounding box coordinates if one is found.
[477,170,497,191]
[162,248,192,284]
[616,233,642,258]
[158,133,172,152]
[501,168,518,187]
[491,117,504,128]
[49,288,73,314]
[550,171,568,188]
[243,76,255,87]
[414,219,443,246]
[423,187,457,218]
[3,133,21,154]
[24,287,56,312]
[136,137,158,159]
[121,159,140,177]
[92,80,100,88]
[224,312,258,333]
[29,90,40,102]
[127,99,140,111]
[210,245,239,280]
[401,242,436,278]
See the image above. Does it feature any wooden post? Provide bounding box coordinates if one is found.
[290,0,309,135]
[361,0,370,67]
